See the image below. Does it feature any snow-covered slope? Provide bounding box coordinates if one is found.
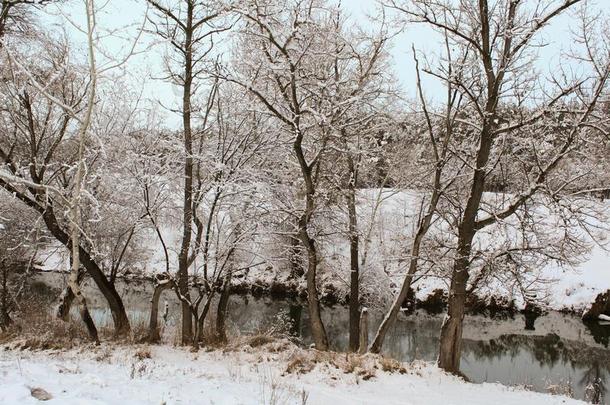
[0,343,583,405]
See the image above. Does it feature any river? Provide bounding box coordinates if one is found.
[33,271,610,403]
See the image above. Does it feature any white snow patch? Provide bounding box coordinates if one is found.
[0,344,584,405]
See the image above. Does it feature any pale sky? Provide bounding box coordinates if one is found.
[40,0,608,129]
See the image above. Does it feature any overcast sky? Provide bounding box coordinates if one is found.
[42,0,607,129]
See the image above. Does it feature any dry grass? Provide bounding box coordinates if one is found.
[284,352,315,375]
[256,364,310,405]
[279,346,409,382]
[546,380,574,398]
[0,309,155,351]
[342,354,364,373]
[0,313,90,350]
[134,346,152,360]
[1,309,409,388]
[128,320,150,344]
[247,334,276,348]
[94,346,113,363]
[379,356,407,374]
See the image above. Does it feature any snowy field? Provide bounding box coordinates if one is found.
[0,341,582,405]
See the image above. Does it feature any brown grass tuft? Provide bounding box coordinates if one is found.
[134,347,152,360]
[378,356,407,374]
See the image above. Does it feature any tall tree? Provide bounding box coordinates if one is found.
[228,0,394,349]
[389,0,609,373]
[145,0,229,344]
[0,8,132,336]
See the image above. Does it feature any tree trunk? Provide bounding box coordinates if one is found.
[56,267,85,321]
[358,308,368,354]
[75,292,99,344]
[41,209,130,335]
[369,193,438,353]
[177,1,195,345]
[194,294,214,347]
[347,183,360,352]
[0,266,11,331]
[436,106,495,371]
[79,244,130,335]
[293,124,329,350]
[67,0,100,345]
[302,233,328,350]
[369,257,417,353]
[437,255,469,373]
[148,279,174,343]
[215,272,231,344]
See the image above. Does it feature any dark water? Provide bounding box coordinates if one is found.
[34,272,610,403]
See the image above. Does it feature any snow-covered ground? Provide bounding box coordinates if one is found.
[0,341,583,405]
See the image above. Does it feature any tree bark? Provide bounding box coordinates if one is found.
[302,231,328,350]
[437,253,469,373]
[56,267,85,321]
[358,308,368,354]
[148,279,174,343]
[0,265,11,331]
[177,1,195,345]
[215,271,231,344]
[41,208,130,335]
[369,256,417,353]
[65,0,100,345]
[347,179,360,352]
[293,123,329,350]
[437,125,491,371]
[194,293,214,346]
[370,177,442,353]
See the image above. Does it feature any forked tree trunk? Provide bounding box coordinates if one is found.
[43,212,130,336]
[194,294,214,347]
[66,0,99,345]
[68,223,99,344]
[174,0,196,345]
[74,291,99,344]
[56,268,85,321]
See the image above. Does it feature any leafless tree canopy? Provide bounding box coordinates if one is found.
[0,0,608,381]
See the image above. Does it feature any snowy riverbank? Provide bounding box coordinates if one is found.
[35,189,610,316]
[0,340,584,405]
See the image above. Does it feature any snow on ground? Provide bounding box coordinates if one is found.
[0,342,582,405]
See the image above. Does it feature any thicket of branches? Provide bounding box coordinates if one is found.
[0,0,608,375]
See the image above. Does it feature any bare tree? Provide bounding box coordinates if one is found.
[0,22,133,336]
[64,0,100,343]
[322,10,396,351]
[388,0,609,373]
[369,42,464,353]
[145,0,231,344]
